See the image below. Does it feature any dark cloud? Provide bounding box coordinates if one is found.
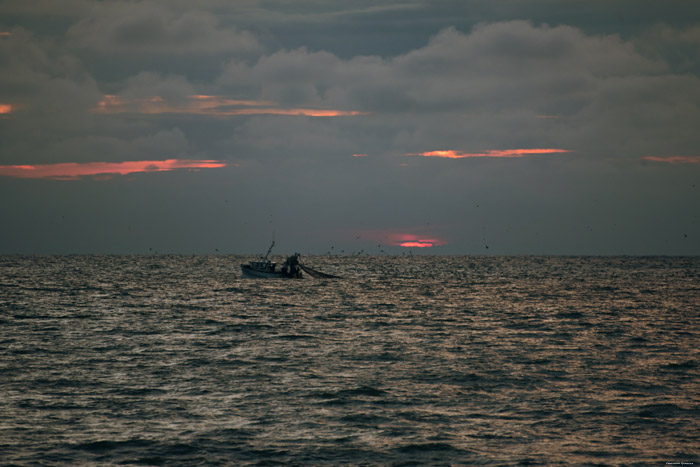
[0,28,101,165]
[215,21,698,164]
[66,3,262,57]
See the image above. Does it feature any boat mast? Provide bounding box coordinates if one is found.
[263,231,275,260]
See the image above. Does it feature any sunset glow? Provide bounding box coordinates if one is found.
[0,104,13,114]
[94,94,367,118]
[354,229,448,249]
[0,159,227,180]
[388,233,447,248]
[399,241,435,248]
[406,149,571,159]
[642,156,700,164]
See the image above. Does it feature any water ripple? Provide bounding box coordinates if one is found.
[1,255,698,465]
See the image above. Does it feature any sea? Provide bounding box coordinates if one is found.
[1,255,698,466]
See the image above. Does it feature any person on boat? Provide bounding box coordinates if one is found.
[283,253,301,278]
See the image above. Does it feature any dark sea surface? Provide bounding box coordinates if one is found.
[1,255,699,466]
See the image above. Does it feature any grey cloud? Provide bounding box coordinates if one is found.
[395,23,664,78]
[217,21,696,163]
[635,24,700,74]
[8,128,189,166]
[199,0,700,61]
[0,28,97,100]
[119,72,196,103]
[217,21,668,114]
[0,28,101,164]
[0,27,192,167]
[566,73,700,158]
[66,2,262,57]
[6,17,698,168]
[131,128,189,157]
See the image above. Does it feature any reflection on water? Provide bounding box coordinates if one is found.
[1,255,698,465]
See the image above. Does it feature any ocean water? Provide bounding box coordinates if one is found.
[1,255,698,466]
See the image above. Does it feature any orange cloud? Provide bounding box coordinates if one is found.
[352,153,369,157]
[222,108,366,117]
[642,156,700,164]
[405,149,571,159]
[0,32,11,37]
[0,159,227,180]
[396,237,446,248]
[399,241,436,248]
[190,94,276,108]
[94,94,367,118]
[0,104,13,114]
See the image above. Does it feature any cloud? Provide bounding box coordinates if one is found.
[66,2,262,58]
[2,121,192,167]
[406,149,571,159]
[0,159,227,180]
[3,18,698,176]
[214,20,700,164]
[642,156,700,164]
[94,93,367,117]
[0,27,100,117]
[636,24,700,74]
[9,17,697,167]
[2,7,700,254]
[0,27,103,165]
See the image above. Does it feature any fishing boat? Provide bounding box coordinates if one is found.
[240,241,303,278]
[240,240,340,279]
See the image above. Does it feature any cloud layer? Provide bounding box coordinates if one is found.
[1,1,699,254]
[0,159,227,180]
[406,149,572,159]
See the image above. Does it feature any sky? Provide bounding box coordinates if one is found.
[1,0,699,255]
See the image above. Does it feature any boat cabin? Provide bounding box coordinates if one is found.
[249,260,276,272]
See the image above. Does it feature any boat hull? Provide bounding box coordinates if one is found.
[240,264,292,278]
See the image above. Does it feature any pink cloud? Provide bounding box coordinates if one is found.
[357,230,448,248]
[0,159,227,180]
[392,234,447,248]
[94,94,368,118]
[352,153,369,157]
[405,149,571,159]
[224,108,366,117]
[642,156,700,164]
[190,95,276,108]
